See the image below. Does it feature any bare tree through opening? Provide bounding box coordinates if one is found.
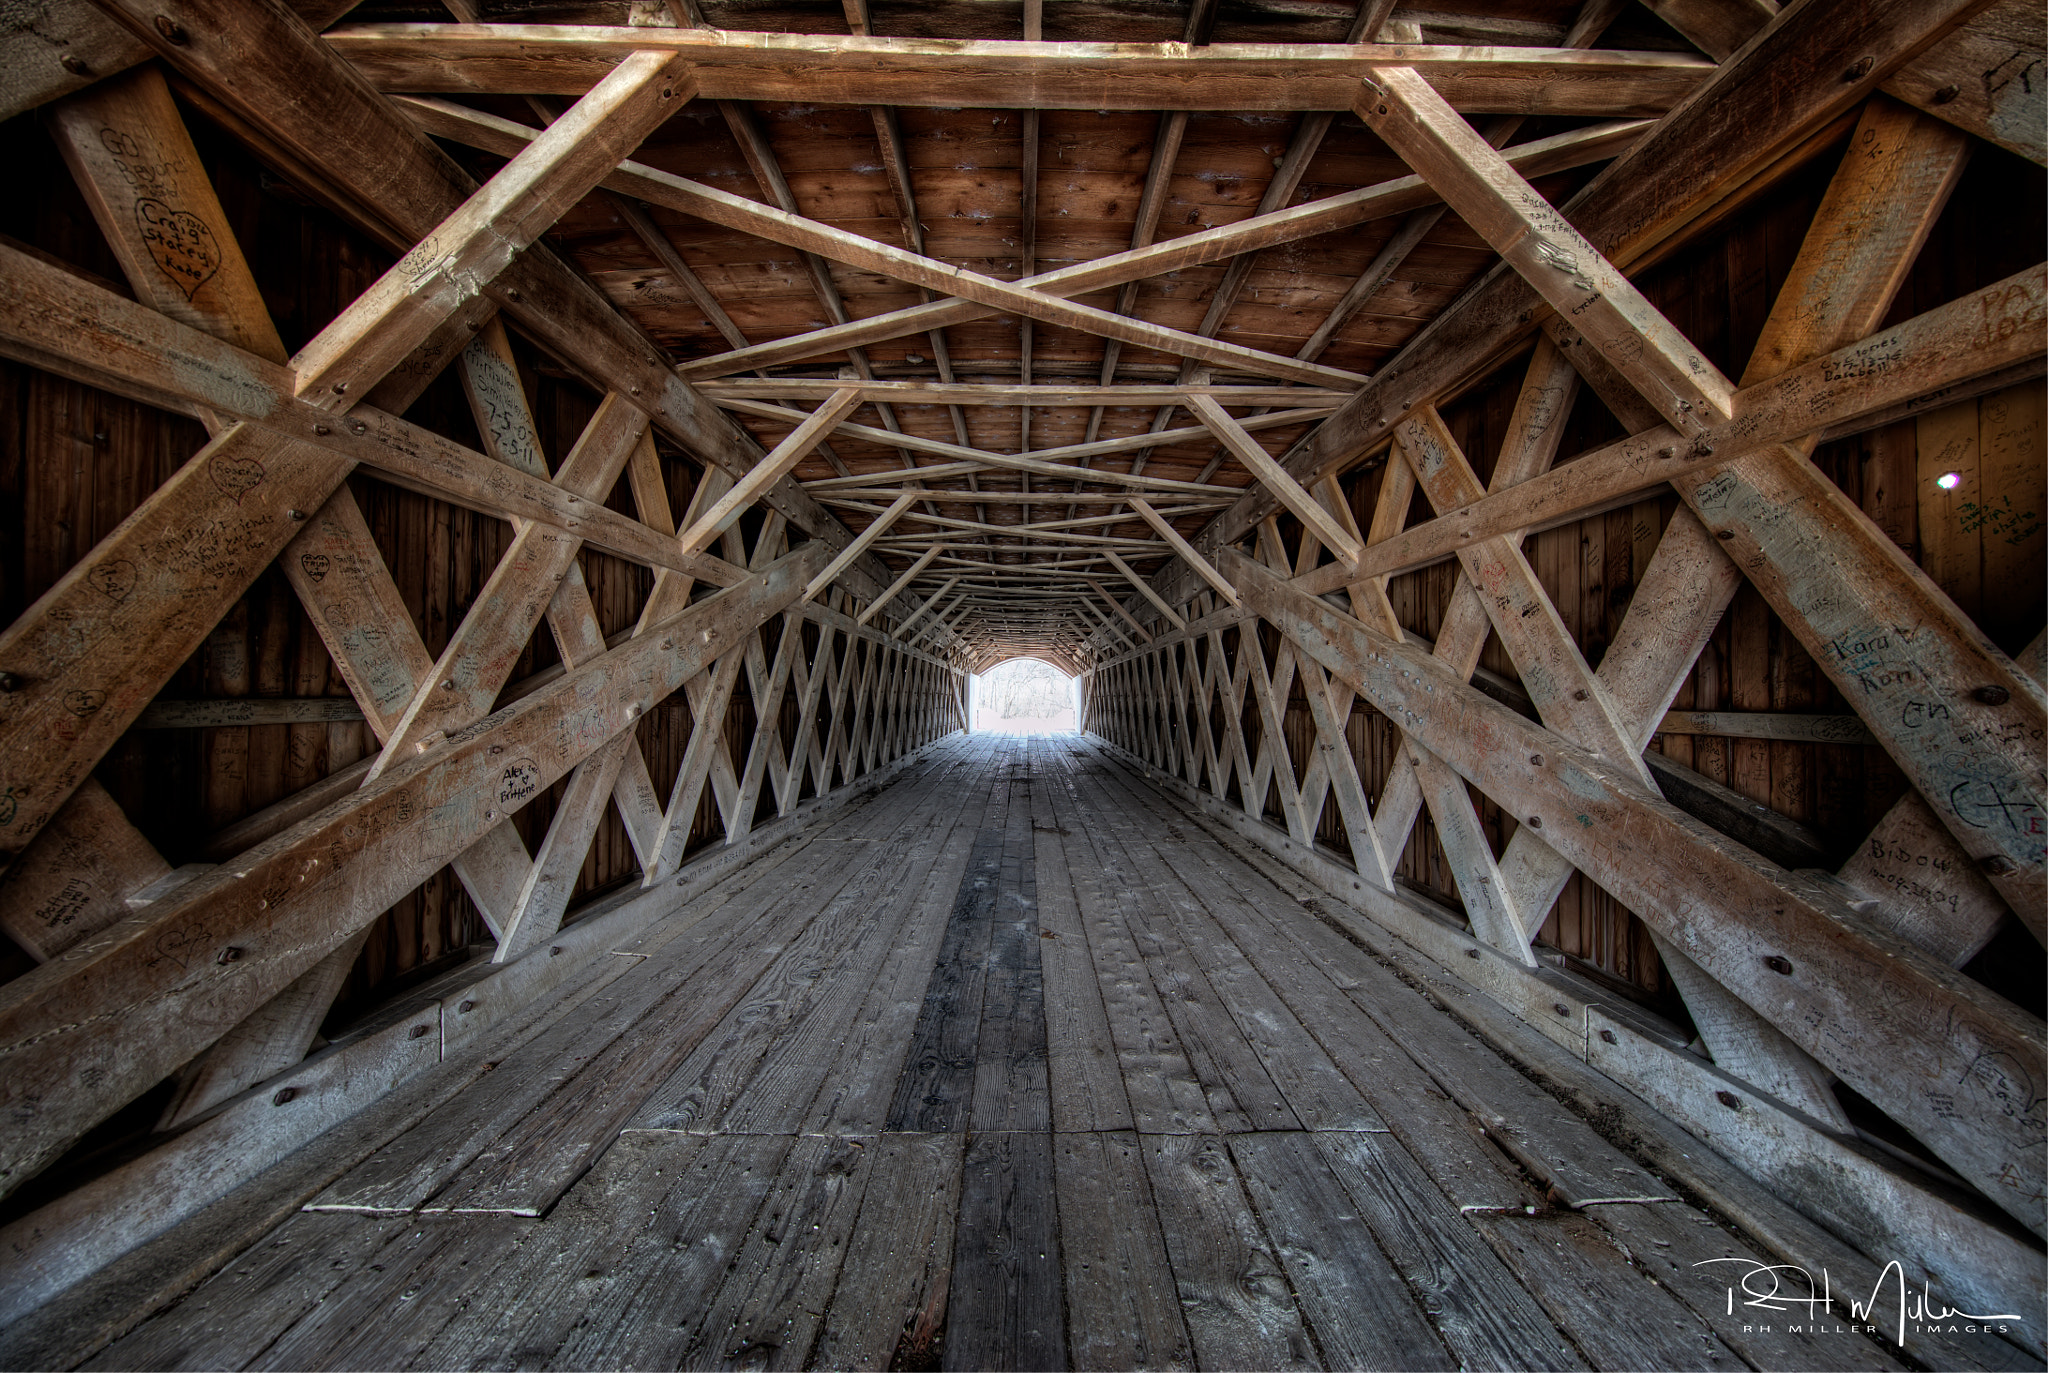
[974,658,1076,733]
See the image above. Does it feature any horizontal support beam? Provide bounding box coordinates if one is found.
[135,698,367,729]
[1652,711,1875,744]
[822,489,1227,508]
[332,29,1711,112]
[395,98,1362,389]
[592,118,1644,380]
[1188,0,2001,562]
[1295,264,2047,594]
[727,400,1249,497]
[0,244,745,586]
[701,381,1349,407]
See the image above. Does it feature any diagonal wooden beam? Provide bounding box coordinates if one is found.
[676,389,864,556]
[1647,0,2043,166]
[34,68,560,1127]
[1296,266,2046,596]
[0,248,744,585]
[1227,548,2046,1235]
[1103,550,1188,631]
[1085,577,1155,644]
[90,0,887,577]
[1357,65,1734,436]
[856,547,943,626]
[0,541,827,1201]
[1396,403,1853,1128]
[613,195,755,355]
[396,98,1364,391]
[779,610,838,808]
[1290,0,1626,372]
[803,493,919,602]
[1191,0,1997,558]
[293,50,691,404]
[1464,93,2046,936]
[889,576,963,641]
[368,392,651,778]
[391,111,1644,381]
[1187,394,1361,560]
[0,68,281,956]
[1130,498,1238,606]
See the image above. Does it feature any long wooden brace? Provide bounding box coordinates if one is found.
[1229,548,2045,1236]
[0,540,828,1200]
[293,50,695,404]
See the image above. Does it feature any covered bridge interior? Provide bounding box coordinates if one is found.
[0,0,2044,1366]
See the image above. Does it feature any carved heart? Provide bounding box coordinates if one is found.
[209,450,266,504]
[134,198,220,303]
[62,690,106,718]
[86,559,136,603]
[299,552,332,583]
[152,925,203,971]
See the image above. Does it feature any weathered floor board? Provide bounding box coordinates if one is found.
[80,733,1969,1373]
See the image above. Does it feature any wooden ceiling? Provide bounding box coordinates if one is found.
[280,0,1730,667]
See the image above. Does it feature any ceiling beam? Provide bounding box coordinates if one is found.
[1184,0,2002,570]
[624,119,1644,379]
[396,99,1366,390]
[331,30,1713,112]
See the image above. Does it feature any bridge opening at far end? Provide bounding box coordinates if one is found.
[970,657,1077,733]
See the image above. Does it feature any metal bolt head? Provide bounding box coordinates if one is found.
[217,946,243,964]
[1527,815,1543,830]
[1843,55,1874,81]
[1598,1028,1617,1044]
[272,1086,297,1105]
[1551,1002,1570,1017]
[1980,854,2019,877]
[1973,684,2011,706]
[1933,83,1961,105]
[153,14,188,43]
[1529,754,1544,766]
[1716,1090,1743,1110]
[1763,954,1793,975]
[59,54,91,75]
[287,508,306,521]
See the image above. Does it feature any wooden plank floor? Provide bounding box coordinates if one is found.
[88,734,1917,1373]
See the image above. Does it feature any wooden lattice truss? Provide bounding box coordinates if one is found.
[0,0,2041,1328]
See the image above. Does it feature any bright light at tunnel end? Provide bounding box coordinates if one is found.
[970,657,1080,734]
